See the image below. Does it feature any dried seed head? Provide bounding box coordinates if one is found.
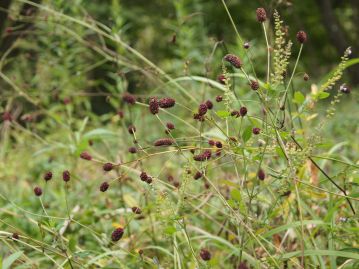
[257,169,266,180]
[340,84,351,94]
[193,171,203,180]
[205,100,213,110]
[2,111,12,122]
[100,181,109,192]
[159,97,176,108]
[62,170,70,182]
[80,151,92,160]
[140,172,148,181]
[34,186,42,196]
[239,107,248,117]
[149,97,159,114]
[198,103,208,116]
[224,54,242,68]
[132,206,142,214]
[200,249,211,261]
[250,80,259,91]
[215,141,223,148]
[216,95,223,102]
[296,31,307,44]
[252,127,261,135]
[128,147,137,154]
[243,42,250,49]
[128,125,136,134]
[103,162,114,172]
[43,171,53,181]
[217,74,226,84]
[122,92,136,105]
[111,227,124,241]
[166,122,175,130]
[303,73,309,81]
[154,138,174,146]
[256,7,267,23]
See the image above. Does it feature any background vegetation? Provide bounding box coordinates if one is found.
[0,0,358,268]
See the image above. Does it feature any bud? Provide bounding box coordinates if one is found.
[80,151,92,160]
[34,186,42,196]
[257,169,266,180]
[205,100,213,110]
[216,95,223,102]
[256,8,267,23]
[62,170,70,182]
[224,54,242,68]
[252,127,261,135]
[200,249,211,261]
[111,227,124,241]
[296,31,307,44]
[122,92,136,105]
[100,181,109,192]
[43,171,53,181]
[149,97,159,114]
[239,107,247,117]
[250,80,259,91]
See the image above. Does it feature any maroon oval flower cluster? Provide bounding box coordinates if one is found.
[132,206,142,214]
[217,74,226,84]
[122,92,136,105]
[193,149,211,162]
[250,80,259,91]
[257,169,266,180]
[154,138,174,146]
[128,125,136,134]
[140,172,153,184]
[256,7,267,22]
[149,97,159,114]
[34,186,42,196]
[100,181,109,192]
[103,162,114,172]
[200,249,211,261]
[80,151,92,160]
[111,227,124,241]
[296,31,307,44]
[128,146,137,154]
[43,171,53,181]
[216,95,223,102]
[62,170,70,182]
[193,171,203,180]
[159,97,176,108]
[224,54,242,68]
[252,127,261,135]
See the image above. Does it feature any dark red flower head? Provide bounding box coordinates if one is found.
[200,249,211,261]
[166,122,175,130]
[43,171,53,181]
[111,227,124,241]
[208,140,215,146]
[250,80,259,91]
[149,97,159,114]
[215,141,222,148]
[243,42,250,49]
[198,103,208,116]
[340,84,351,94]
[2,111,12,122]
[128,147,137,154]
[80,151,92,160]
[231,110,240,118]
[240,107,247,117]
[159,97,176,108]
[224,54,242,68]
[217,74,226,84]
[193,171,203,180]
[193,113,205,122]
[146,176,153,184]
[154,138,174,146]
[100,181,109,192]
[12,233,19,240]
[296,31,307,44]
[117,110,124,119]
[62,170,70,182]
[205,100,213,110]
[103,162,114,172]
[132,206,142,214]
[140,172,148,181]
[34,186,42,196]
[216,95,223,102]
[252,127,261,135]
[122,92,136,105]
[256,7,267,22]
[257,169,266,180]
[128,125,136,134]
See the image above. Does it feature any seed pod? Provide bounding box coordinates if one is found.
[62,170,70,182]
[149,97,159,114]
[111,227,124,241]
[296,31,307,44]
[256,7,267,23]
[159,97,176,108]
[100,181,109,192]
[80,151,92,160]
[103,163,114,172]
[34,186,42,196]
[224,54,242,68]
[43,171,53,181]
[200,249,211,261]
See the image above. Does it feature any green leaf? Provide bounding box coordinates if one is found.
[280,249,359,260]
[83,128,117,139]
[242,126,252,143]
[216,110,231,119]
[230,189,241,202]
[2,251,23,269]
[317,91,330,99]
[294,91,305,104]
